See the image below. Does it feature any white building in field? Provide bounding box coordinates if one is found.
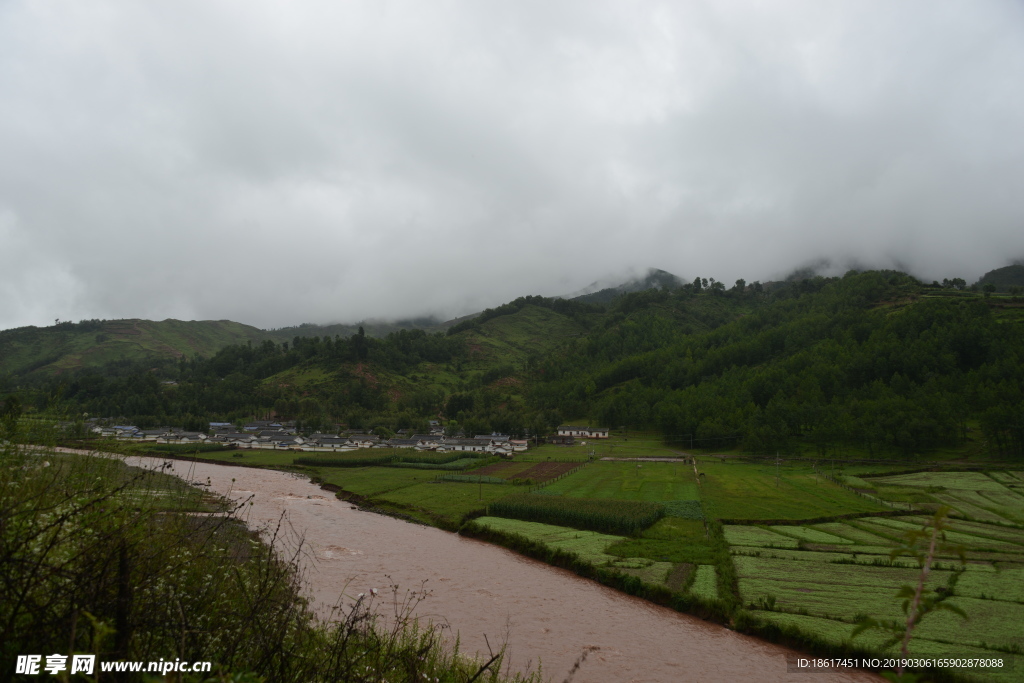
[438,438,489,453]
[556,425,609,439]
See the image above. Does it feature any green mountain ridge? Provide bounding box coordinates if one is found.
[0,269,682,380]
[975,263,1024,291]
[7,267,1024,461]
[0,318,270,379]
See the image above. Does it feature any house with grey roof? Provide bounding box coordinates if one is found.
[556,425,609,439]
[438,438,488,452]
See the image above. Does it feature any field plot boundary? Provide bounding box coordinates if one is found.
[718,509,921,526]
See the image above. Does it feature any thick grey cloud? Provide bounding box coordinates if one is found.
[1,0,1023,330]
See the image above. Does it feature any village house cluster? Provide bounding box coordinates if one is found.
[86,419,610,455]
[94,420,530,456]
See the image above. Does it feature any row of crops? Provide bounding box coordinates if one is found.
[487,494,664,536]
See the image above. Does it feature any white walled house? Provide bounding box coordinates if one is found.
[438,438,487,452]
[556,425,609,439]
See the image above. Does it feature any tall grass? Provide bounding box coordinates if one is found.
[488,494,664,536]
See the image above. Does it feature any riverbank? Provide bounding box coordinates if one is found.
[110,451,876,683]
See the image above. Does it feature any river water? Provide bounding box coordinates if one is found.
[122,455,877,683]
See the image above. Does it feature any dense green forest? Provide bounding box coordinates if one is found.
[5,270,1024,459]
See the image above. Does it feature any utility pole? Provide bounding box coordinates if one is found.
[775,452,781,488]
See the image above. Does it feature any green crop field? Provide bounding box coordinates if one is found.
[808,521,894,546]
[862,518,1024,552]
[690,565,717,601]
[735,555,959,620]
[155,447,1024,675]
[869,471,1010,491]
[770,525,856,545]
[604,517,714,564]
[697,459,886,520]
[376,481,511,520]
[488,494,664,535]
[721,480,1024,678]
[723,525,800,548]
[516,443,597,462]
[471,516,675,588]
[472,516,625,565]
[541,460,700,502]
[958,567,1024,602]
[314,467,439,497]
[945,518,1024,545]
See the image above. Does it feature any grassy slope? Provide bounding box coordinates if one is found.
[0,319,268,378]
[459,304,589,375]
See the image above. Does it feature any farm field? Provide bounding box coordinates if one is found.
[542,460,700,501]
[375,480,512,520]
[314,467,439,497]
[604,517,715,565]
[154,443,1024,678]
[471,516,675,588]
[857,470,1024,524]
[488,493,663,535]
[723,476,1024,681]
[515,443,595,462]
[464,460,537,478]
[697,459,886,520]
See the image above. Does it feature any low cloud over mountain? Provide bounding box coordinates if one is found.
[1,1,1023,330]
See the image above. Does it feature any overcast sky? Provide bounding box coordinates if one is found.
[2,1,1023,331]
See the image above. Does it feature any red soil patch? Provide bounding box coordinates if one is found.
[352,362,379,386]
[469,462,519,477]
[514,461,580,483]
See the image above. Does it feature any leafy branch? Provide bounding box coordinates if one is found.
[852,506,967,682]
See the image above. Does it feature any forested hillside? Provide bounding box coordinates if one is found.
[0,318,269,378]
[531,271,1024,457]
[6,270,1024,459]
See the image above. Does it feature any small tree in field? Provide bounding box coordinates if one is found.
[852,506,967,682]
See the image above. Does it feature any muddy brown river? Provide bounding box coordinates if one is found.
[121,455,877,683]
